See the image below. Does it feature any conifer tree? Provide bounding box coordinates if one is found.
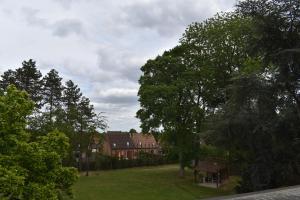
[63,80,82,127]
[42,69,64,124]
[15,59,43,107]
[0,69,17,92]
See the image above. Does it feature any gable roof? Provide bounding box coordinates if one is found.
[104,131,157,150]
[131,133,156,147]
[196,160,227,173]
[105,132,134,149]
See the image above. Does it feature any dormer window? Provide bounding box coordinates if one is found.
[113,143,116,147]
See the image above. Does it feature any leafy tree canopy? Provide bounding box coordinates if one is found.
[0,85,78,199]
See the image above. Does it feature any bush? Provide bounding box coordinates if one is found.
[81,152,176,171]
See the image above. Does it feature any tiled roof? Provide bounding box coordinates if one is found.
[196,160,227,173]
[104,131,157,150]
[105,132,134,149]
[131,133,157,148]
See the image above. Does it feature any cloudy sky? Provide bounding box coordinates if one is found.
[0,0,236,131]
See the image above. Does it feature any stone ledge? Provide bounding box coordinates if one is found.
[204,185,300,200]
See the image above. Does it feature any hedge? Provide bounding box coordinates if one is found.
[80,152,176,171]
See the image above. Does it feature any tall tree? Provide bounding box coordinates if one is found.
[42,69,64,125]
[212,0,300,192]
[137,46,204,177]
[0,69,17,92]
[237,0,300,117]
[63,80,82,128]
[180,12,254,109]
[138,13,254,177]
[77,97,107,175]
[15,59,43,107]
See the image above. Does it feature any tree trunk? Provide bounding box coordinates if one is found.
[179,151,185,178]
[296,102,300,120]
[78,152,82,172]
[85,153,89,176]
[194,159,199,183]
[286,83,300,119]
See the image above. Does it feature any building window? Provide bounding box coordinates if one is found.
[113,143,116,147]
[152,143,155,147]
[126,141,130,147]
[139,142,142,147]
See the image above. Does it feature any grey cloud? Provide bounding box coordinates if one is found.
[91,88,138,106]
[21,7,49,27]
[93,102,140,131]
[100,95,137,105]
[54,0,74,8]
[120,0,212,37]
[96,46,143,83]
[118,0,236,37]
[52,19,84,37]
[21,7,84,37]
[99,93,138,105]
[120,66,141,83]
[52,0,77,9]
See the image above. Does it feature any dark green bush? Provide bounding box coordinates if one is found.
[81,152,177,171]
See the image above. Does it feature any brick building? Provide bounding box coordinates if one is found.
[102,131,160,159]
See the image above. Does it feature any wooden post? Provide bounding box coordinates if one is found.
[217,171,220,188]
[194,169,198,183]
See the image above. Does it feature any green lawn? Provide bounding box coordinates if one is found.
[72,165,237,200]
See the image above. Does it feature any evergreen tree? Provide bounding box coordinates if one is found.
[77,96,95,174]
[63,80,82,127]
[77,96,94,133]
[15,59,43,107]
[42,69,64,125]
[0,69,17,92]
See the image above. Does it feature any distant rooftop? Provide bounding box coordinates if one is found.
[205,185,300,200]
[104,131,157,150]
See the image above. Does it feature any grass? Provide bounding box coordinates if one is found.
[72,165,237,200]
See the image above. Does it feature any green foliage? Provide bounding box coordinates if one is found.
[80,153,175,171]
[138,0,300,193]
[181,13,254,107]
[0,85,78,199]
[0,59,44,107]
[129,128,137,134]
[137,13,254,176]
[42,69,64,127]
[215,0,300,192]
[137,45,204,175]
[198,145,228,161]
[0,61,107,175]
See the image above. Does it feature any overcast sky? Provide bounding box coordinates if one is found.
[0,0,236,131]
